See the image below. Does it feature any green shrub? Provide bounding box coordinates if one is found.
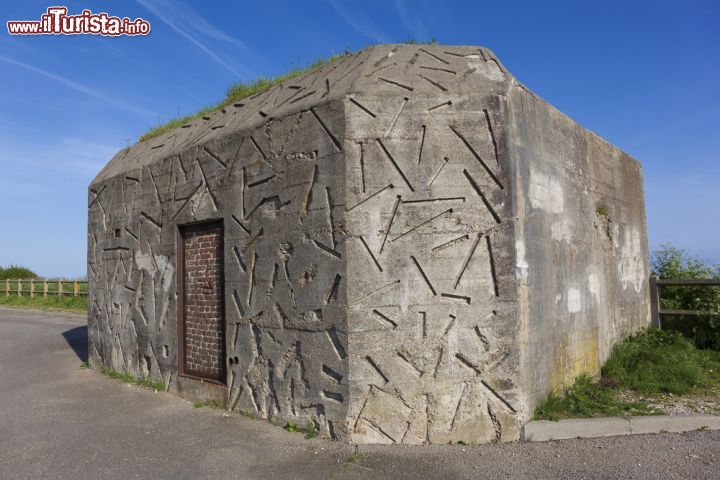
[533,374,653,420]
[285,422,300,433]
[651,244,720,350]
[533,328,720,420]
[304,421,319,439]
[602,329,720,395]
[0,265,38,280]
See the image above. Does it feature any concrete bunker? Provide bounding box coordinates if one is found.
[88,44,650,444]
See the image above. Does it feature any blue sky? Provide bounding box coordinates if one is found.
[0,0,718,278]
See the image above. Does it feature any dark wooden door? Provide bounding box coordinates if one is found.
[178,221,226,383]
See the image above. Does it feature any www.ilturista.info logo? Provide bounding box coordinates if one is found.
[7,6,151,36]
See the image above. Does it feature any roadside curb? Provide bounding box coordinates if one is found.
[522,415,720,442]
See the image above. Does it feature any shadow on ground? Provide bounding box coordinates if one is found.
[62,325,88,363]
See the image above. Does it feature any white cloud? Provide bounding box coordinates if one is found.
[0,136,120,178]
[393,0,430,40]
[325,0,389,42]
[0,54,154,118]
[135,0,257,79]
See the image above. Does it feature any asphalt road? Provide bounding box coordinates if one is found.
[0,307,718,480]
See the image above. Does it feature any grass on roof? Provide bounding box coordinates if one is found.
[139,54,345,143]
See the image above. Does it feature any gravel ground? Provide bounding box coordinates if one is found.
[618,390,720,416]
[1,307,718,480]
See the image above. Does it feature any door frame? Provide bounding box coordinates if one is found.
[176,218,226,385]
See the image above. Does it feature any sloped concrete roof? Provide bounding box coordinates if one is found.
[92,44,515,184]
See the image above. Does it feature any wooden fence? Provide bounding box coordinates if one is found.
[649,276,720,329]
[3,279,88,298]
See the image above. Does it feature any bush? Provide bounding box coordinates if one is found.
[602,329,720,395]
[533,328,720,420]
[0,265,38,280]
[651,244,720,350]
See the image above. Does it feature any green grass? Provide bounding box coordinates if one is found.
[345,451,363,466]
[97,366,165,391]
[533,374,657,420]
[304,421,319,439]
[534,329,720,420]
[602,328,720,394]
[193,400,224,410]
[284,421,319,439]
[0,294,87,313]
[285,421,300,433]
[595,203,610,217]
[139,53,345,142]
[403,38,438,45]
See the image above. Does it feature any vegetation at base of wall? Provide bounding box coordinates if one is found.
[533,374,656,421]
[139,53,346,143]
[345,451,363,466]
[285,421,300,432]
[651,244,720,350]
[193,400,224,410]
[97,366,165,391]
[0,265,39,280]
[304,421,319,439]
[0,294,87,312]
[285,421,319,439]
[534,329,720,420]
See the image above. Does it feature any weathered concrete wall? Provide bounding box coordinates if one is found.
[88,43,649,445]
[507,87,650,408]
[88,97,350,438]
[342,83,521,443]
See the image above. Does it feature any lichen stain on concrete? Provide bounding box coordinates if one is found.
[551,327,600,391]
[618,227,644,293]
[528,169,564,214]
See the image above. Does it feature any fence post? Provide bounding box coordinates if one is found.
[30,279,35,298]
[5,279,8,297]
[43,280,48,297]
[649,276,662,329]
[73,281,79,297]
[58,280,64,298]
[17,279,21,297]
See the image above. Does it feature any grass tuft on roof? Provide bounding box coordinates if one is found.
[139,54,346,143]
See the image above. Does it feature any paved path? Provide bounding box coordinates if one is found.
[0,307,718,479]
